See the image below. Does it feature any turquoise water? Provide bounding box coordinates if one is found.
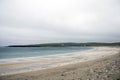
[0,47,93,74]
[0,47,92,59]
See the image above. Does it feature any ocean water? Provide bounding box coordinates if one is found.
[0,47,92,59]
[0,47,93,75]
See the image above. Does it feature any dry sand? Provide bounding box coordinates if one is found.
[0,47,120,80]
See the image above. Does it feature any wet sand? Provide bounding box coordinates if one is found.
[0,47,120,80]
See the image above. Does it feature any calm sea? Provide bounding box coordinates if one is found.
[0,47,92,59]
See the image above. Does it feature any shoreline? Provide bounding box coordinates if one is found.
[0,47,93,65]
[0,47,120,79]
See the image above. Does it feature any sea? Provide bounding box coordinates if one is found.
[0,47,93,75]
[0,47,92,64]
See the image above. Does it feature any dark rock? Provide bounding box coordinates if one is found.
[61,73,65,76]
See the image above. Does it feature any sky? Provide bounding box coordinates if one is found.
[0,0,120,46]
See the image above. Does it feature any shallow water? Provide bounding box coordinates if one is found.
[0,47,93,75]
[0,47,91,59]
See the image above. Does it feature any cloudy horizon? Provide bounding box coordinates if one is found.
[0,0,120,46]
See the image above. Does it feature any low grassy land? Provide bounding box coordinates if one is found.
[8,42,120,47]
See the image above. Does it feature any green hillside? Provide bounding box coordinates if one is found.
[8,42,120,47]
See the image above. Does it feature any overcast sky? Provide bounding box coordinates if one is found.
[0,0,120,46]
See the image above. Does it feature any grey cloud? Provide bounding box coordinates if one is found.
[0,0,120,46]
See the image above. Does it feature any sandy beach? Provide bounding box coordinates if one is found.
[0,47,120,80]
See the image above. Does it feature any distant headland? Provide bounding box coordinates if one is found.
[8,42,120,47]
